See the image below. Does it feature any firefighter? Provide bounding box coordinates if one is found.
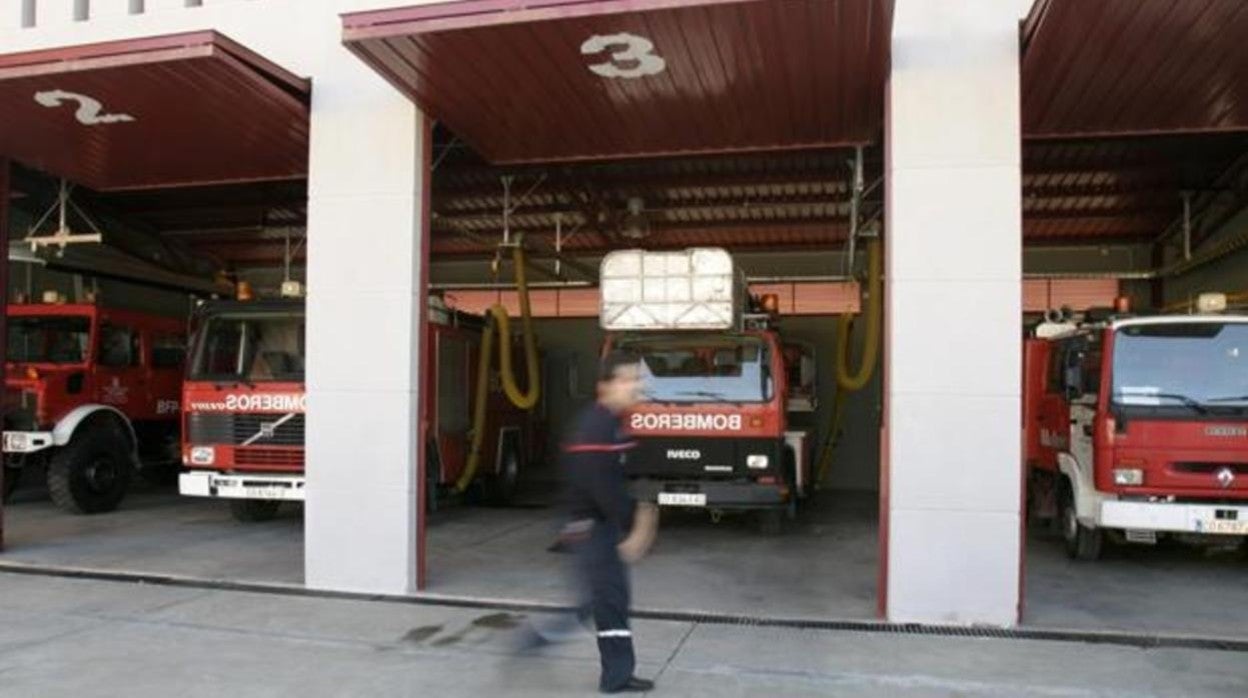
[522,350,656,694]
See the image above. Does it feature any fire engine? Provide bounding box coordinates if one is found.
[2,298,185,513]
[1024,293,1248,560]
[600,248,814,534]
[177,291,539,521]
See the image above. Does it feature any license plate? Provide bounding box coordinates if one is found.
[1204,519,1248,535]
[243,487,285,500]
[658,492,706,507]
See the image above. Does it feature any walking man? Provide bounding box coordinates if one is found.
[561,350,656,694]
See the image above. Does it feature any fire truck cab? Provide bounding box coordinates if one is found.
[178,293,538,521]
[1024,294,1248,559]
[178,297,307,521]
[600,248,813,533]
[3,299,185,513]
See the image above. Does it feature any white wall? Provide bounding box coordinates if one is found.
[885,0,1024,626]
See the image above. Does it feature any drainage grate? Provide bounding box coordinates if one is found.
[1,561,1245,653]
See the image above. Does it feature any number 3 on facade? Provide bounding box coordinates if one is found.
[581,33,667,79]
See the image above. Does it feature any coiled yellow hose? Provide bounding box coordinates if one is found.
[816,239,882,484]
[455,246,541,492]
[835,239,881,391]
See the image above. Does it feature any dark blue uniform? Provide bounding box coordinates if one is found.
[562,402,638,693]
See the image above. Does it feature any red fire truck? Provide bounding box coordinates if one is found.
[1024,294,1248,560]
[177,294,539,521]
[600,248,813,534]
[3,300,185,513]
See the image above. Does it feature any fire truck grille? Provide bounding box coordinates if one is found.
[187,413,305,446]
[235,447,305,468]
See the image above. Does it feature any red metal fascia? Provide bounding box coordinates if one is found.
[0,31,308,98]
[342,0,758,39]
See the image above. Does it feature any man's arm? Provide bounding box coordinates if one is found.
[590,457,636,535]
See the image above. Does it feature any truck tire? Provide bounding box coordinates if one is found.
[2,465,20,501]
[229,499,281,522]
[47,424,132,515]
[484,438,521,506]
[783,449,799,521]
[1059,481,1103,561]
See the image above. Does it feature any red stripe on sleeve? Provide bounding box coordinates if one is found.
[564,441,638,454]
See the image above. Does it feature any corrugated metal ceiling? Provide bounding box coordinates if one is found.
[1022,0,1248,138]
[68,132,1248,264]
[343,0,892,164]
[10,1,1248,266]
[0,32,309,191]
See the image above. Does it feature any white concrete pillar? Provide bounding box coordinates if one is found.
[884,0,1023,625]
[304,40,429,595]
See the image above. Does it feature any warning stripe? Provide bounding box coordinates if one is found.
[597,629,632,638]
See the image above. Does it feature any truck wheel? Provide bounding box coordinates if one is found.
[783,449,799,521]
[2,464,20,501]
[1059,482,1102,561]
[2,463,22,501]
[484,439,521,506]
[229,499,281,522]
[47,425,133,515]
[758,509,784,535]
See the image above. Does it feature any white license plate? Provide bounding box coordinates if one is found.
[658,492,706,507]
[1203,518,1248,535]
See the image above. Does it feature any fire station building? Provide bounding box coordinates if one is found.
[1,0,1246,638]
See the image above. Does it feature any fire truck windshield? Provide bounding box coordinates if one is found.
[7,316,91,364]
[619,335,772,403]
[191,313,305,383]
[1112,322,1248,410]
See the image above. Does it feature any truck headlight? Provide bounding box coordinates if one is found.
[746,454,770,469]
[3,432,29,451]
[1112,468,1144,486]
[190,446,216,466]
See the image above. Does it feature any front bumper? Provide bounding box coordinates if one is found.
[1099,499,1248,536]
[3,431,54,454]
[630,479,786,510]
[179,471,305,501]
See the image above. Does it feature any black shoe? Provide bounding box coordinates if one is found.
[601,676,655,694]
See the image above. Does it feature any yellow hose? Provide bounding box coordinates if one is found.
[455,246,541,492]
[814,369,851,485]
[816,238,882,485]
[836,239,881,391]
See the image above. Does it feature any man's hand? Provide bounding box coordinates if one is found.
[618,503,659,563]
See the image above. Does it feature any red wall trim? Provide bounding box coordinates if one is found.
[0,159,9,551]
[416,118,433,591]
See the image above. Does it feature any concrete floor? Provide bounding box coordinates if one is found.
[3,481,1247,640]
[427,489,878,620]
[0,571,1244,697]
[1,482,303,585]
[1023,531,1248,639]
